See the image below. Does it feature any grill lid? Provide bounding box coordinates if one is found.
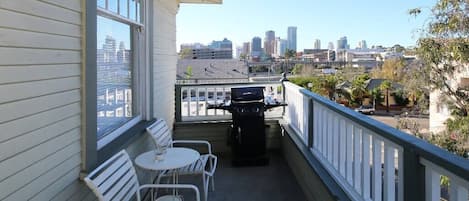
[231,87,265,102]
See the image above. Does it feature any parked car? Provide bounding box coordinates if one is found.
[355,105,375,115]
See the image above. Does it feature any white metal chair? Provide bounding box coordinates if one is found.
[84,150,200,201]
[147,119,217,201]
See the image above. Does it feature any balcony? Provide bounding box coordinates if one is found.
[173,81,469,201]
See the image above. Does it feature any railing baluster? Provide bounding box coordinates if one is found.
[397,149,404,201]
[321,107,326,155]
[353,125,362,192]
[425,167,440,201]
[362,131,371,200]
[214,87,218,116]
[449,179,468,201]
[339,119,346,177]
[313,101,321,150]
[303,95,309,143]
[333,115,339,169]
[327,111,333,163]
[186,88,190,117]
[384,143,395,201]
[346,121,353,184]
[222,87,226,116]
[204,87,208,116]
[372,137,382,201]
[196,87,200,116]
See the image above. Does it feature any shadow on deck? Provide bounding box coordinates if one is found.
[166,151,307,201]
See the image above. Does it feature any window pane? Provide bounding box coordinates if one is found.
[119,0,128,18]
[97,16,135,139]
[136,0,141,23]
[97,0,105,8]
[108,0,118,13]
[129,0,136,21]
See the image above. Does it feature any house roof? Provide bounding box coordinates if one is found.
[364,79,403,91]
[177,59,248,80]
[336,80,352,90]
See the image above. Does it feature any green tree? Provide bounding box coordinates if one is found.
[321,75,340,100]
[284,49,296,59]
[411,0,469,157]
[402,61,430,113]
[371,58,406,82]
[380,80,392,112]
[371,88,383,108]
[350,74,369,105]
[292,64,304,75]
[179,48,192,59]
[392,44,405,53]
[186,65,193,79]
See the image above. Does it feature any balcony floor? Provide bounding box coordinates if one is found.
[168,151,307,201]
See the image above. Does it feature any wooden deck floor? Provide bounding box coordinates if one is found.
[156,151,307,201]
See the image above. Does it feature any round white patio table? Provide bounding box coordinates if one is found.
[135,147,200,201]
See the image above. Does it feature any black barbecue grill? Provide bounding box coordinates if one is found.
[208,86,286,166]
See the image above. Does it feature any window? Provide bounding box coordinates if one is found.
[96,0,145,149]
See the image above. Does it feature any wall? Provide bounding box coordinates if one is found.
[429,65,469,133]
[281,129,342,201]
[0,0,84,200]
[0,0,181,200]
[173,120,282,154]
[153,0,179,127]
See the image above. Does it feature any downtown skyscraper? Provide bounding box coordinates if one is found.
[264,30,275,57]
[314,39,321,49]
[287,26,297,51]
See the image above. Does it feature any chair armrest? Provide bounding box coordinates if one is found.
[206,154,218,176]
[138,184,200,201]
[172,140,212,154]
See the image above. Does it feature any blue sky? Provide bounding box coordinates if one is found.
[176,0,435,51]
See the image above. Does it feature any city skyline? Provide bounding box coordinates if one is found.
[176,0,435,52]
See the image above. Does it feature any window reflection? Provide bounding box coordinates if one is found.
[119,0,128,18]
[96,16,134,139]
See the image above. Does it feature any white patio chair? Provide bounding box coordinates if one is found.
[84,150,200,201]
[147,119,217,201]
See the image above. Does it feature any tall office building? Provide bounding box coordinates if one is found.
[251,37,262,57]
[358,40,367,49]
[179,38,233,59]
[287,26,297,51]
[336,36,348,50]
[242,42,250,56]
[314,39,321,49]
[264,30,275,57]
[235,46,243,59]
[328,42,334,50]
[209,38,232,50]
[274,37,288,58]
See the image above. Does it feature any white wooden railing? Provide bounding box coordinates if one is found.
[175,82,283,122]
[284,82,309,144]
[283,81,469,201]
[421,159,468,201]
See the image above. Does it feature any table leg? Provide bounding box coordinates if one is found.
[151,171,154,200]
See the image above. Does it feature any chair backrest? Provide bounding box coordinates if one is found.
[146,119,173,148]
[84,150,140,201]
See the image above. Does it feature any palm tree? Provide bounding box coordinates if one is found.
[380,80,392,113]
[284,49,296,74]
[349,74,369,106]
[322,75,340,100]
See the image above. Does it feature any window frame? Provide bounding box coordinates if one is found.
[83,0,152,172]
[95,11,143,149]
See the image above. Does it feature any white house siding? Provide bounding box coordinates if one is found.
[0,0,184,200]
[0,0,84,201]
[152,0,179,127]
[429,65,469,133]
